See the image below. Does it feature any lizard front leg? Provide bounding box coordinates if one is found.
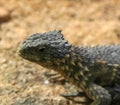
[85,83,111,105]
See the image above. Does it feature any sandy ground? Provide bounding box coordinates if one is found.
[0,0,120,105]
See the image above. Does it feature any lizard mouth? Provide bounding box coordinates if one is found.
[17,46,29,60]
[17,47,22,56]
[17,42,24,55]
[17,51,27,59]
[17,47,24,57]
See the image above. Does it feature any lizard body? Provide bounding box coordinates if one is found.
[18,30,120,105]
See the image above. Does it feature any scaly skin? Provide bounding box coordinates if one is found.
[18,30,120,105]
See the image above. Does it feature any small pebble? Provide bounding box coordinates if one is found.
[44,80,50,84]
[0,58,7,64]
[0,7,11,22]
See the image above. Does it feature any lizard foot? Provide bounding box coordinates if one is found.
[60,91,92,104]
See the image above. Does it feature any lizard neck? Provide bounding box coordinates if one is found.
[51,46,89,88]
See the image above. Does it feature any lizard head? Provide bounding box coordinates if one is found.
[18,30,71,66]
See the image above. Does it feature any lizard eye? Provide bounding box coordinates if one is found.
[38,47,46,52]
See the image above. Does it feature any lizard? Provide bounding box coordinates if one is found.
[18,30,120,105]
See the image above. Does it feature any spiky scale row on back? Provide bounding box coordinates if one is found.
[18,30,120,105]
[83,45,120,64]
